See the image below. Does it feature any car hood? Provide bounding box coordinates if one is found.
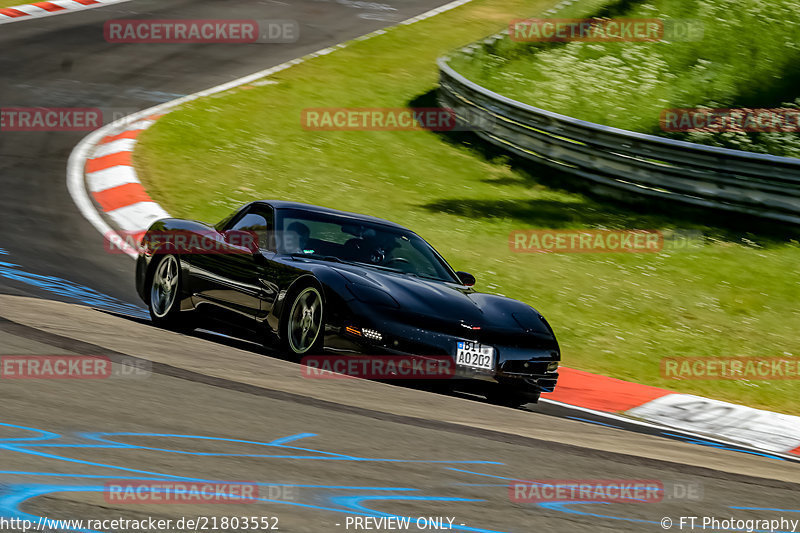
[325,262,551,335]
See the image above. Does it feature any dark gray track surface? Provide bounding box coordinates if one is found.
[0,0,443,304]
[0,295,797,532]
[0,3,799,532]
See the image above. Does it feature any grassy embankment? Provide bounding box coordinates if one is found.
[135,0,800,414]
[0,1,30,9]
[450,0,800,157]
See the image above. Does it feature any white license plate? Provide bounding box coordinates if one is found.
[455,341,495,371]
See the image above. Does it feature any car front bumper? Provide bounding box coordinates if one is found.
[322,319,560,394]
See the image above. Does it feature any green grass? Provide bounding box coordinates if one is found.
[450,0,800,158]
[135,0,800,415]
[0,0,27,8]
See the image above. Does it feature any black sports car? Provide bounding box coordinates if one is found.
[135,201,559,405]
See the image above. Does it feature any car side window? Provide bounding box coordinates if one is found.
[230,207,274,250]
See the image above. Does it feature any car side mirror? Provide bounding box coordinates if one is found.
[223,230,260,255]
[456,271,476,287]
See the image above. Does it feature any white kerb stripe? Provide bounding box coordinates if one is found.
[86,167,139,193]
[92,139,136,158]
[106,202,170,232]
[4,4,46,15]
[49,0,79,8]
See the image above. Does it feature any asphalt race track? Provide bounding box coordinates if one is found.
[1,1,799,532]
[0,294,798,533]
[0,0,445,307]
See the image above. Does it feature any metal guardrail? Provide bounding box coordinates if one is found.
[437,56,800,226]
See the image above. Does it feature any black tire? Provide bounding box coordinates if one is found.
[147,254,192,331]
[281,285,325,359]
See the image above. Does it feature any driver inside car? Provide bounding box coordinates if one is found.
[283,221,311,253]
[361,231,401,265]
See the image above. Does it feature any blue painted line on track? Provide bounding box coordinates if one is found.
[0,421,509,532]
[0,250,147,318]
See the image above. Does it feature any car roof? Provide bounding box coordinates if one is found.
[252,200,409,231]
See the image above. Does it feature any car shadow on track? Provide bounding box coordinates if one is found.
[98,307,541,411]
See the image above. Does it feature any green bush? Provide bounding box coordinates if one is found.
[451,0,800,157]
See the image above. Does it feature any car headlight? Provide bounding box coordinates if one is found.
[345,325,384,342]
[346,283,399,308]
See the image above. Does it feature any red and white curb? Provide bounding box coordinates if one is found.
[547,368,800,457]
[66,0,800,460]
[0,0,130,25]
[83,116,169,253]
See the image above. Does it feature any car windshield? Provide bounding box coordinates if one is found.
[275,208,458,283]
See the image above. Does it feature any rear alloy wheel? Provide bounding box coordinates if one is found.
[148,254,191,330]
[284,286,324,357]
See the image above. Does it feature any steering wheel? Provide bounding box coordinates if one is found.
[369,248,385,264]
[384,257,410,266]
